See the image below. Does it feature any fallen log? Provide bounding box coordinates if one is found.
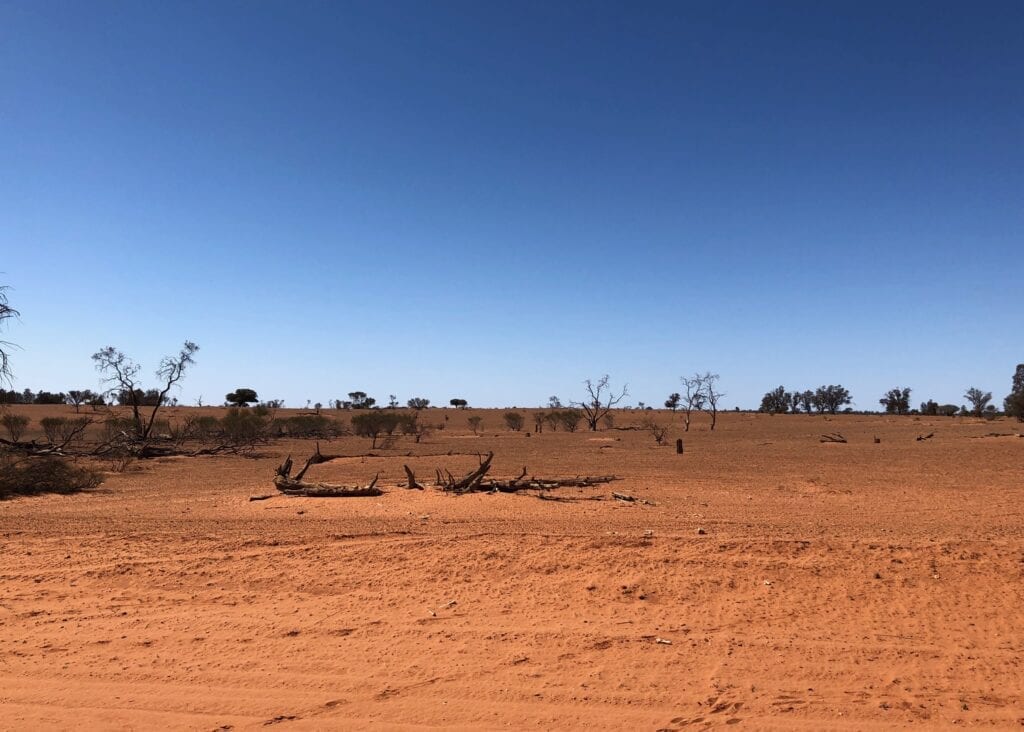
[819,432,847,443]
[273,454,383,497]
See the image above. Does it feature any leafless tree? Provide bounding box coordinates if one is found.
[700,372,724,431]
[0,285,20,384]
[574,375,628,431]
[680,374,706,432]
[92,341,199,441]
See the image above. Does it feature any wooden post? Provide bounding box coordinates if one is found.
[675,438,684,454]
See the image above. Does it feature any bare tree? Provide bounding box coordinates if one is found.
[573,375,627,431]
[92,341,199,442]
[701,372,724,430]
[0,285,20,384]
[680,374,706,432]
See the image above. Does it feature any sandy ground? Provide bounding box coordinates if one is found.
[1,408,1022,730]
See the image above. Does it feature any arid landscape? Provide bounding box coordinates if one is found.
[1,406,1021,730]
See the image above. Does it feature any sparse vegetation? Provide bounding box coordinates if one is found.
[574,376,627,431]
[503,411,524,431]
[0,455,103,500]
[2,413,29,442]
[467,415,483,435]
[92,341,199,442]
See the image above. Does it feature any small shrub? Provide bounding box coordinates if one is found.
[503,411,524,431]
[40,416,68,444]
[467,415,483,435]
[639,415,669,445]
[278,414,333,438]
[0,455,103,499]
[352,411,402,448]
[557,409,583,433]
[1,413,29,442]
[182,415,219,439]
[221,408,272,444]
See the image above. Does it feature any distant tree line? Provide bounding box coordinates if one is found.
[758,366,1023,421]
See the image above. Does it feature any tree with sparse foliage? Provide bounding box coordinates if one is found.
[573,376,627,431]
[679,374,706,432]
[226,388,259,407]
[351,411,401,448]
[407,397,430,410]
[1004,364,1024,422]
[664,392,681,411]
[92,341,199,441]
[467,415,483,434]
[0,285,18,384]
[66,389,98,413]
[700,372,724,430]
[879,387,912,415]
[963,387,992,417]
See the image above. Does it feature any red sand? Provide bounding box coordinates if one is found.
[1,408,1022,729]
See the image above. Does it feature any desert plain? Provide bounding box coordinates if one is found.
[1,406,1022,730]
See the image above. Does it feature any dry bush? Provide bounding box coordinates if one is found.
[503,411,524,431]
[639,415,670,445]
[0,454,103,499]
[2,413,29,441]
[39,416,91,447]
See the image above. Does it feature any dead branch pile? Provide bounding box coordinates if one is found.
[271,449,620,498]
[273,454,382,497]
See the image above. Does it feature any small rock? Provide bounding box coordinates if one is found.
[697,527,707,535]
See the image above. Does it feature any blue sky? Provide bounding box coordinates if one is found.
[1,1,1021,409]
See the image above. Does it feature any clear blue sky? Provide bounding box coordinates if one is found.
[2,1,1021,409]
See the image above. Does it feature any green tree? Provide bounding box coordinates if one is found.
[879,387,912,415]
[1004,364,1024,422]
[760,386,788,414]
[407,397,430,410]
[664,392,681,411]
[347,391,376,409]
[963,387,992,417]
[225,388,259,407]
[449,398,468,409]
[813,385,852,414]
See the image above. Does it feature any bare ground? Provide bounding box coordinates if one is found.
[1,409,1022,729]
